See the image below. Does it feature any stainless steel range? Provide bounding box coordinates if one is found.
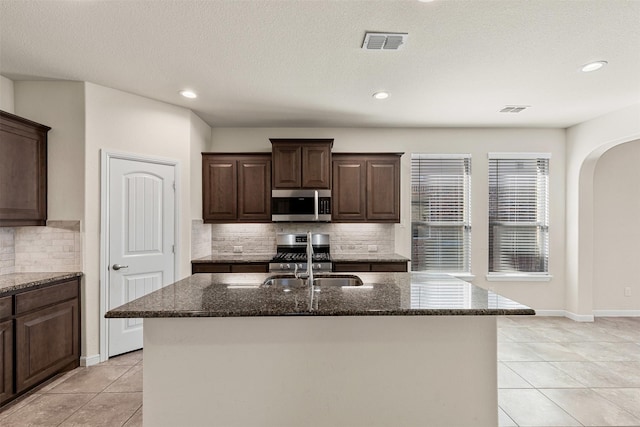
[269,233,332,273]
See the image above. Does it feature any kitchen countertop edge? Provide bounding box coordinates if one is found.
[192,253,411,263]
[0,272,83,296]
[105,272,535,319]
[106,308,535,318]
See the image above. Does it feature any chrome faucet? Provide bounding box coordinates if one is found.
[306,231,314,287]
[294,231,314,287]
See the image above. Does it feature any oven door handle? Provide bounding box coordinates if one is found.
[314,190,319,221]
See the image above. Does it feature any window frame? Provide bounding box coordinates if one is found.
[411,154,472,279]
[486,152,552,282]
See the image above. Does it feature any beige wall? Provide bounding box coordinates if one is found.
[593,139,640,312]
[0,75,15,113]
[190,111,211,219]
[210,127,567,311]
[84,82,209,358]
[14,81,86,221]
[566,104,640,317]
[11,81,211,361]
[7,76,638,358]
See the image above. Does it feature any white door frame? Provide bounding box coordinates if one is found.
[99,150,181,362]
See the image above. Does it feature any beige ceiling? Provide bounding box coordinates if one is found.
[1,0,639,128]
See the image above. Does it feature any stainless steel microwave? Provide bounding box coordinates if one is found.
[271,189,331,222]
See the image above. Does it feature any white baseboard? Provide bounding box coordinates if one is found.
[564,311,595,322]
[593,310,640,317]
[519,309,640,321]
[533,310,594,322]
[80,354,101,367]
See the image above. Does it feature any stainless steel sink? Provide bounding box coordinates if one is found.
[260,275,305,289]
[313,274,363,287]
[260,274,363,288]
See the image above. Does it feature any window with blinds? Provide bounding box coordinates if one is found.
[411,154,471,274]
[488,154,550,275]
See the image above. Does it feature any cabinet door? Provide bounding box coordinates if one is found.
[272,143,301,188]
[203,155,238,222]
[302,144,331,188]
[332,157,366,221]
[238,156,271,221]
[15,299,79,393]
[0,319,13,404]
[0,112,49,227]
[367,157,400,222]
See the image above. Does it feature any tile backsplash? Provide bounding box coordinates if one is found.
[192,220,395,256]
[0,221,82,275]
[191,219,212,259]
[0,228,16,275]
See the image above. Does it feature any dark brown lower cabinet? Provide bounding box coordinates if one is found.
[0,319,13,404]
[333,261,408,272]
[192,262,269,274]
[0,277,80,406]
[15,299,79,393]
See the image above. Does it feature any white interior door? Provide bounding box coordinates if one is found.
[108,157,175,357]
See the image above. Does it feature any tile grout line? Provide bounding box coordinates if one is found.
[586,386,640,422]
[122,404,144,427]
[50,362,139,426]
[54,392,101,427]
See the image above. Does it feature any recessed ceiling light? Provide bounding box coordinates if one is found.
[179,90,197,99]
[581,61,608,73]
[373,91,389,100]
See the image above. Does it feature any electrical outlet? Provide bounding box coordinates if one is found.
[233,246,243,253]
[624,287,632,297]
[368,245,378,252]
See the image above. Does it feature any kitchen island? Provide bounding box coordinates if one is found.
[107,272,533,427]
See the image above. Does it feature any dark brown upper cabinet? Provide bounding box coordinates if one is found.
[270,139,332,189]
[0,111,50,227]
[332,153,402,223]
[202,153,271,223]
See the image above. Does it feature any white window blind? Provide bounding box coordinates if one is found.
[488,154,549,274]
[411,154,471,274]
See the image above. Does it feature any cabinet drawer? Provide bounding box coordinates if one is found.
[192,264,232,274]
[230,264,268,273]
[15,279,79,315]
[333,262,370,272]
[0,296,11,320]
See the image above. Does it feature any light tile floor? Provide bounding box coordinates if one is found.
[499,316,640,427]
[0,350,143,427]
[1,316,639,426]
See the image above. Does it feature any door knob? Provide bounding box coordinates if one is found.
[112,264,129,271]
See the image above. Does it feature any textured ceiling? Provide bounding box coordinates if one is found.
[1,0,639,128]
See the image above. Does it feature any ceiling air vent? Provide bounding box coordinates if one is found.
[362,32,408,50]
[499,105,530,113]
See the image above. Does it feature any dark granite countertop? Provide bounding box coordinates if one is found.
[192,253,409,263]
[0,272,83,296]
[106,272,534,318]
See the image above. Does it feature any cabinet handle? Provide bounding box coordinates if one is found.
[112,264,129,271]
